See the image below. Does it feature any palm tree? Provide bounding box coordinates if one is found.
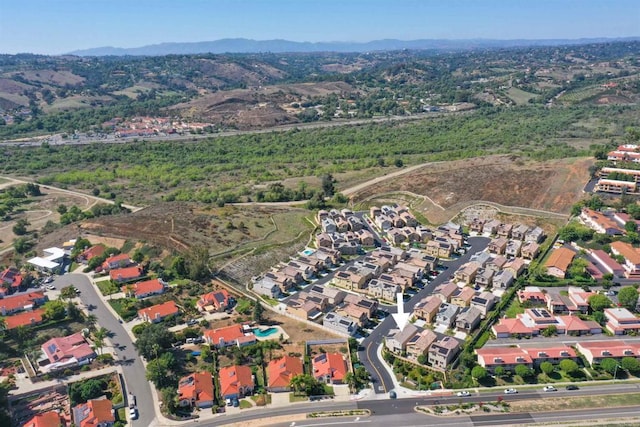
[85,314,98,330]
[289,374,305,396]
[93,327,108,355]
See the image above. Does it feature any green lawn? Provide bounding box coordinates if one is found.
[239,399,253,409]
[289,393,308,403]
[96,280,120,296]
[108,299,138,321]
[504,299,525,318]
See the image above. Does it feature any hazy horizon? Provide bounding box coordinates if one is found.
[1,0,639,55]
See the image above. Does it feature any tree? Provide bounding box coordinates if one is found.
[321,174,335,197]
[146,352,177,388]
[494,366,506,378]
[60,285,78,301]
[184,245,210,281]
[12,219,29,236]
[540,361,554,375]
[134,323,176,360]
[599,358,619,375]
[618,286,639,311]
[593,310,606,325]
[394,158,404,168]
[588,294,612,312]
[626,221,639,234]
[471,366,487,382]
[542,325,557,337]
[515,364,534,379]
[93,327,108,355]
[13,237,33,254]
[161,386,178,414]
[42,300,66,321]
[253,301,264,322]
[620,356,640,374]
[559,359,579,375]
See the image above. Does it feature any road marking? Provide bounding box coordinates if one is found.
[366,341,387,393]
[296,421,371,427]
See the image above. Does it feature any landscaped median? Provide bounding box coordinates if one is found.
[417,399,510,416]
[307,409,371,418]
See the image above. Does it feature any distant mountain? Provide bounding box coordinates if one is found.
[68,37,640,56]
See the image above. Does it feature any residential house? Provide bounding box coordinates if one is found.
[469,218,486,234]
[488,255,508,271]
[41,332,96,366]
[263,271,296,293]
[580,208,624,235]
[348,216,365,232]
[407,253,437,272]
[521,241,540,260]
[332,270,367,291]
[488,238,508,255]
[493,270,514,289]
[309,285,345,306]
[137,301,179,323]
[274,266,304,285]
[0,291,47,316]
[336,303,370,327]
[355,229,375,246]
[412,296,441,323]
[315,247,341,267]
[518,286,546,305]
[101,253,132,271]
[471,291,498,317]
[252,277,281,299]
[72,399,114,427]
[22,411,66,427]
[435,303,459,328]
[0,267,23,293]
[610,241,640,278]
[286,261,315,281]
[589,249,624,278]
[323,312,358,336]
[369,206,382,218]
[77,245,105,264]
[121,278,166,299]
[557,315,602,336]
[474,268,494,288]
[197,290,232,313]
[425,240,453,258]
[476,347,533,373]
[405,328,437,361]
[343,294,378,318]
[454,262,481,284]
[451,287,476,308]
[312,352,348,384]
[504,257,526,278]
[4,308,45,330]
[367,278,401,302]
[525,227,545,243]
[470,251,493,267]
[605,307,640,335]
[371,246,406,264]
[321,218,337,233]
[218,365,254,400]
[385,324,419,354]
[576,340,640,365]
[522,345,579,367]
[203,325,256,348]
[455,307,482,333]
[387,228,407,245]
[492,317,534,338]
[316,233,333,248]
[109,266,143,283]
[267,356,303,392]
[394,261,424,281]
[177,372,215,408]
[482,219,501,235]
[428,336,460,369]
[286,298,324,321]
[378,272,411,293]
[505,240,523,257]
[433,282,459,303]
[511,224,530,241]
[497,223,513,238]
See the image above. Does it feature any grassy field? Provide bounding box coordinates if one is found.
[504,299,525,318]
[509,392,640,412]
[506,87,538,105]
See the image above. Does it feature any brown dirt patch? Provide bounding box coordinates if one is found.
[351,155,592,222]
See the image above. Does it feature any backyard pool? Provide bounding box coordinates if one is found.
[253,327,278,337]
[302,248,315,256]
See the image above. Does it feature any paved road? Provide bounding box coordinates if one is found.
[358,236,490,394]
[61,274,154,427]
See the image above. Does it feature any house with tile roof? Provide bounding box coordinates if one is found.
[77,245,106,264]
[544,247,575,278]
[589,249,624,277]
[41,332,96,367]
[203,324,256,348]
[219,365,254,399]
[312,352,348,384]
[454,262,481,284]
[604,307,640,335]
[580,208,624,235]
[197,289,231,312]
[22,410,66,427]
[121,278,166,299]
[428,336,460,369]
[433,282,459,303]
[451,287,476,308]
[455,307,482,333]
[4,308,45,329]
[412,296,441,323]
[137,301,179,323]
[492,317,534,338]
[0,291,47,315]
[471,291,498,318]
[576,340,640,365]
[517,286,546,305]
[385,324,419,354]
[0,267,23,293]
[267,355,303,392]
[178,372,215,408]
[405,328,437,361]
[109,266,143,283]
[476,347,534,373]
[72,398,114,427]
[323,312,358,336]
[504,257,526,278]
[101,253,132,271]
[610,241,640,278]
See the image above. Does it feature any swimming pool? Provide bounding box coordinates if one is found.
[302,249,314,256]
[253,327,278,337]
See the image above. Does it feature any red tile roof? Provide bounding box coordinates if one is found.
[218,364,254,398]
[197,290,230,311]
[122,278,164,297]
[545,247,575,273]
[80,245,105,261]
[203,324,255,346]
[0,267,22,288]
[138,301,179,322]
[22,410,64,427]
[73,398,114,427]
[611,241,640,265]
[0,292,46,315]
[492,318,532,335]
[5,308,45,329]
[178,372,215,406]
[476,347,533,366]
[103,253,131,269]
[312,352,348,382]
[42,332,95,364]
[109,266,142,282]
[267,355,303,389]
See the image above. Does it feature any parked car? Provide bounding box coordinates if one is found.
[45,284,55,290]
[543,386,557,392]
[129,407,138,420]
[226,398,233,406]
[43,277,54,284]
[232,398,239,407]
[504,388,518,394]
[456,391,471,397]
[186,319,198,326]
[565,384,579,390]
[389,390,397,399]
[128,394,136,408]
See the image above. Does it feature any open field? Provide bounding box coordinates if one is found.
[351,155,591,224]
[508,392,640,412]
[506,87,538,105]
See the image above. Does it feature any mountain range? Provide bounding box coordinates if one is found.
[68,37,640,56]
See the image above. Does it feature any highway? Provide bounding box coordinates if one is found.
[357,236,491,394]
[56,274,155,426]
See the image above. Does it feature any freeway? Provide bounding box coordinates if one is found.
[58,274,155,426]
[358,236,491,394]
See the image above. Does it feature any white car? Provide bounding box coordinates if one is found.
[543,385,557,392]
[129,407,138,420]
[504,388,518,394]
[45,284,55,290]
[456,391,471,397]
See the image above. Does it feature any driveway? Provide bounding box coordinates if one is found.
[62,273,155,426]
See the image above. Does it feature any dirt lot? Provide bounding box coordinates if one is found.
[351,155,591,224]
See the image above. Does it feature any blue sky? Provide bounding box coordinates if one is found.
[1,0,638,54]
